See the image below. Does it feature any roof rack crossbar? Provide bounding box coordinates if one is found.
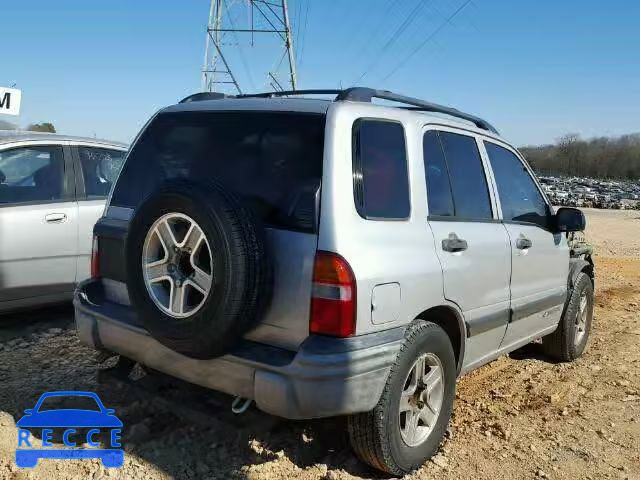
[336,88,498,134]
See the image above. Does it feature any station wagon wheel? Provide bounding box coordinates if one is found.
[574,290,589,346]
[399,353,445,447]
[142,212,213,318]
[348,320,456,475]
[543,271,594,362]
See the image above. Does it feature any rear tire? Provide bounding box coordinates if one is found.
[348,320,456,476]
[543,271,594,362]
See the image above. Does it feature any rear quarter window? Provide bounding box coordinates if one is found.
[352,119,410,220]
[110,111,325,233]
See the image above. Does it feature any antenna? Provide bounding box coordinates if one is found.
[201,0,298,94]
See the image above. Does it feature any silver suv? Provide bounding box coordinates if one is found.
[74,88,594,475]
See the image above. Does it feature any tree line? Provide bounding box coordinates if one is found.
[0,120,56,133]
[521,133,640,179]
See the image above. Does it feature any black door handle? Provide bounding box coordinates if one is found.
[442,233,468,252]
[516,237,532,249]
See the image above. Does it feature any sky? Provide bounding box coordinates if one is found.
[1,0,639,146]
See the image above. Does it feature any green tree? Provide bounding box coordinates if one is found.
[521,132,640,179]
[26,122,56,133]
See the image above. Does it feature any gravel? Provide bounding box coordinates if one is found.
[1,209,639,479]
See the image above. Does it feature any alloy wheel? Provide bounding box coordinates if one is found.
[398,353,445,447]
[142,213,213,318]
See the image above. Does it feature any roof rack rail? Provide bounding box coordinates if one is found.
[236,89,343,99]
[179,92,229,103]
[336,88,498,134]
[180,87,498,133]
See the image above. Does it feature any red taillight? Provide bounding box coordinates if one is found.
[90,236,100,278]
[309,251,356,337]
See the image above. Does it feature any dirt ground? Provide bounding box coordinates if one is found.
[0,208,639,480]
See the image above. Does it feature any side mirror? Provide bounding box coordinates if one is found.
[23,409,34,415]
[555,207,586,232]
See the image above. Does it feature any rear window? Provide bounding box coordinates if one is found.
[110,111,325,233]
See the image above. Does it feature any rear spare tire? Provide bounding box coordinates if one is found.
[126,180,271,359]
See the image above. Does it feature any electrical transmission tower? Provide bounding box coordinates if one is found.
[202,0,298,94]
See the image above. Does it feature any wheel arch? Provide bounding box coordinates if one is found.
[414,304,466,375]
[569,257,595,292]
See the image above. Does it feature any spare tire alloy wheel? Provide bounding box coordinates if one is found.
[127,181,271,359]
[142,213,213,318]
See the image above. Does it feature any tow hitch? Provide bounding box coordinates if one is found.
[231,396,253,414]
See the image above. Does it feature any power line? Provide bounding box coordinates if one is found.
[349,0,403,65]
[380,0,474,83]
[293,0,303,62]
[351,0,431,85]
[297,0,310,67]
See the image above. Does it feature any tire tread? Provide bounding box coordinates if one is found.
[348,320,451,476]
[542,271,593,362]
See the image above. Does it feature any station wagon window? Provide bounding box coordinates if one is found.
[424,131,492,220]
[352,119,410,219]
[78,147,126,198]
[484,141,550,228]
[0,146,65,205]
[423,130,454,217]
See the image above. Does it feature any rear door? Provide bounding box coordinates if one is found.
[423,127,512,370]
[100,111,326,350]
[481,140,568,348]
[73,145,127,282]
[0,143,78,309]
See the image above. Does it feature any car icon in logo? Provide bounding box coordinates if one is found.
[16,391,123,468]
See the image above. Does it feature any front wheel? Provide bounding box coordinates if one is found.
[543,271,594,362]
[348,320,456,475]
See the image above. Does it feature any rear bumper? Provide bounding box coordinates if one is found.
[74,279,403,419]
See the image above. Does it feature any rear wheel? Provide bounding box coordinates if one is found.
[348,320,456,475]
[543,271,594,362]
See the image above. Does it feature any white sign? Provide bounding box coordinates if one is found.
[0,87,22,116]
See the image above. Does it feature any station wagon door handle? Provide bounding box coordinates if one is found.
[442,233,468,252]
[45,213,67,223]
[516,237,532,249]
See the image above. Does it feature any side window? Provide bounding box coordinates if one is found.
[78,147,126,198]
[423,130,454,217]
[438,131,493,220]
[352,119,410,219]
[0,146,65,204]
[484,142,550,228]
